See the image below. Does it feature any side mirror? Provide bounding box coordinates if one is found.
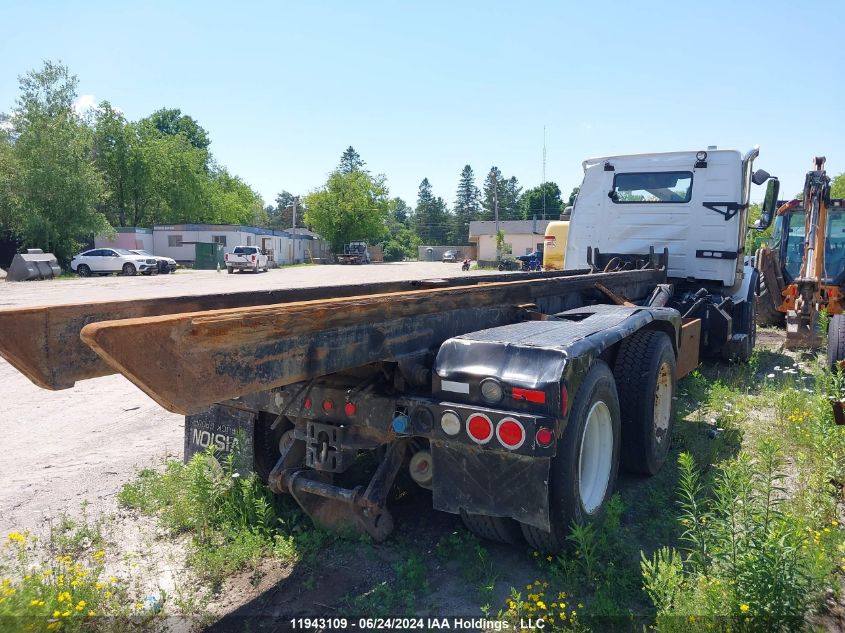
[754,177,780,230]
[751,169,771,186]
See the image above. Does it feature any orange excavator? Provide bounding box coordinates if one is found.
[755,157,845,367]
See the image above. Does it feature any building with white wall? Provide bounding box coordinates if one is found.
[94,227,154,252]
[151,224,317,265]
[469,220,550,262]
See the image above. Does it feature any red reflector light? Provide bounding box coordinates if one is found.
[304,397,312,410]
[496,418,526,449]
[344,402,357,417]
[561,385,569,415]
[536,427,554,447]
[467,414,493,444]
[251,255,256,261]
[512,388,546,404]
[322,399,333,412]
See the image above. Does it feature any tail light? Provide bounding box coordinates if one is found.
[512,388,546,404]
[467,413,493,444]
[251,255,256,262]
[535,427,554,447]
[322,399,333,412]
[304,397,312,410]
[344,402,357,417]
[224,254,229,261]
[496,418,526,449]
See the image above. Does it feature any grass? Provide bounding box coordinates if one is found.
[117,449,330,590]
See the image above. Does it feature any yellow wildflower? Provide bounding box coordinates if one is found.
[537,601,546,610]
[6,532,26,544]
[740,604,750,613]
[546,555,553,562]
[88,611,96,616]
[53,610,61,618]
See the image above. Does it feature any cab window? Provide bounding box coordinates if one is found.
[611,171,693,203]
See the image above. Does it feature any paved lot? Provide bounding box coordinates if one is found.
[0,261,490,308]
[0,262,502,534]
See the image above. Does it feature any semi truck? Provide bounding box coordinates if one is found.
[0,147,778,552]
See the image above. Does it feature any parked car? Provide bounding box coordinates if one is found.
[70,248,158,277]
[130,250,177,274]
[442,250,461,263]
[224,246,269,273]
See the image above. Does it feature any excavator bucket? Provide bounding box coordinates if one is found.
[6,250,62,282]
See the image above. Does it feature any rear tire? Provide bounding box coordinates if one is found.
[76,264,91,277]
[827,315,845,371]
[122,263,136,276]
[613,330,676,475]
[460,511,524,545]
[756,277,785,327]
[521,361,621,553]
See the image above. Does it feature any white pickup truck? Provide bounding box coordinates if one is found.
[224,246,269,274]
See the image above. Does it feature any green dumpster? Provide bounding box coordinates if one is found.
[194,243,225,270]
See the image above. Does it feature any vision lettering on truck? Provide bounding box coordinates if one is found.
[190,429,239,453]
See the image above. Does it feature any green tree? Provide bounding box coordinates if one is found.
[521,181,562,220]
[832,173,845,199]
[452,164,479,243]
[481,166,503,221]
[142,107,210,151]
[480,167,521,221]
[93,101,134,226]
[413,178,449,245]
[338,146,365,174]
[303,168,390,252]
[268,190,298,229]
[6,61,108,262]
[568,186,580,206]
[500,176,523,220]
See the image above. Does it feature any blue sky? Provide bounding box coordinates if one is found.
[1,0,843,208]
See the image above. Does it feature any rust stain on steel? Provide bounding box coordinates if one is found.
[0,270,590,391]
[80,269,664,415]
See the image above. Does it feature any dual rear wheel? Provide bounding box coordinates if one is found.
[461,330,676,553]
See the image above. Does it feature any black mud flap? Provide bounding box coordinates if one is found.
[184,405,256,474]
[430,441,551,531]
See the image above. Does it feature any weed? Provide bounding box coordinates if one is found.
[642,442,843,632]
[0,531,132,631]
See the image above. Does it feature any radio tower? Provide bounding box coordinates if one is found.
[542,125,547,220]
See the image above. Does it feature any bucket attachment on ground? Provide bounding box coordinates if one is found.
[7,250,62,281]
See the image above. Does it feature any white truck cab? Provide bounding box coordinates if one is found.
[566,148,766,291]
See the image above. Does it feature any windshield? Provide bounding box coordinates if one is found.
[130,250,152,256]
[783,209,845,282]
[113,248,133,255]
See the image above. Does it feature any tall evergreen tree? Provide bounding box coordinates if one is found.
[481,166,505,221]
[452,164,480,243]
[338,146,365,173]
[500,176,523,220]
[414,178,449,245]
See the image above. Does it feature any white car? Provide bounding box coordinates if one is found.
[130,250,177,274]
[70,248,159,277]
[224,246,269,273]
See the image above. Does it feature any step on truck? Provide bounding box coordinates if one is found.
[0,148,778,551]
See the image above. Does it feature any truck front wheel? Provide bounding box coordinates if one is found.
[521,361,621,553]
[613,330,676,475]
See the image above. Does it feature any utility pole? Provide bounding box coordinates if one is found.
[289,197,298,265]
[494,172,500,261]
